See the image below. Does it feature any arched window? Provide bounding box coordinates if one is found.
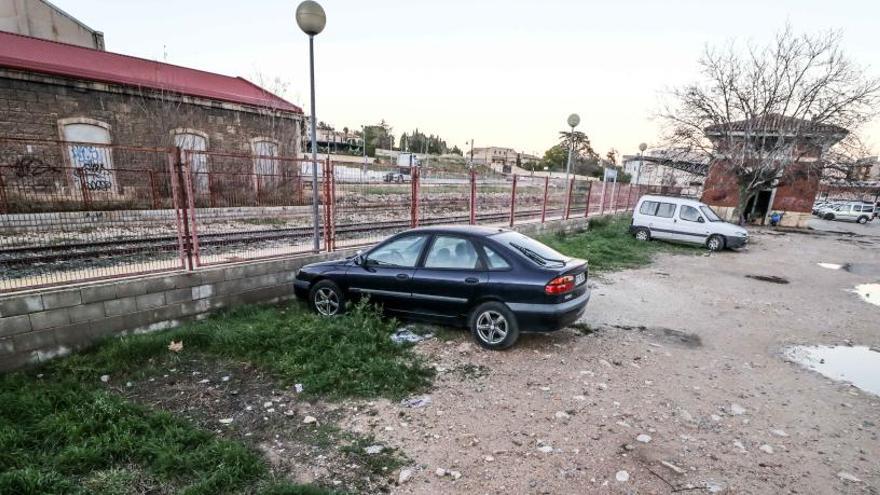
[58,118,114,193]
[172,129,209,193]
[250,138,280,193]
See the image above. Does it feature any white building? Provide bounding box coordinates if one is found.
[0,0,104,49]
[622,149,707,196]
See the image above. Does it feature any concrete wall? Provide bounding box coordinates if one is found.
[0,216,592,373]
[0,0,104,49]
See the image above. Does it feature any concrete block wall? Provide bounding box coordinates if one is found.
[0,216,593,373]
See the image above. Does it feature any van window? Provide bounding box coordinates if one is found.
[680,205,701,222]
[655,203,676,218]
[640,201,659,215]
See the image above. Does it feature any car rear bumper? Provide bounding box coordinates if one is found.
[508,289,591,332]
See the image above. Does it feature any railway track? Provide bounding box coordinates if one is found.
[0,207,581,266]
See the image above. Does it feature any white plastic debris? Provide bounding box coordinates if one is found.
[364,445,384,455]
[294,383,304,393]
[615,470,630,482]
[219,418,234,425]
[391,327,432,344]
[401,395,432,408]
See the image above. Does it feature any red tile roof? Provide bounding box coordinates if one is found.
[0,31,302,113]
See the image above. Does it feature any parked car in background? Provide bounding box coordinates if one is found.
[294,226,590,349]
[630,195,749,251]
[817,202,875,223]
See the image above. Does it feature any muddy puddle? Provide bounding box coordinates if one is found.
[817,262,880,277]
[784,345,880,396]
[852,283,880,307]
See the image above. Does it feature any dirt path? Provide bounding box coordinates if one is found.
[343,229,880,494]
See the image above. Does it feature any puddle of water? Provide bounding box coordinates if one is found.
[746,274,790,284]
[784,345,880,396]
[852,284,880,307]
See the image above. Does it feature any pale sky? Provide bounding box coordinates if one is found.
[62,0,880,157]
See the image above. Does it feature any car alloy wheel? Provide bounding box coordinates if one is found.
[707,235,724,252]
[634,229,650,241]
[314,287,340,316]
[476,310,508,345]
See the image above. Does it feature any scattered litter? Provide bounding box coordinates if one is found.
[364,445,384,455]
[221,376,230,382]
[219,418,233,425]
[303,416,317,424]
[100,375,110,383]
[818,262,844,270]
[168,340,184,353]
[401,395,432,408]
[615,470,630,482]
[391,327,432,344]
[294,383,304,393]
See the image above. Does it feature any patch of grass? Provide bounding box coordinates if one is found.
[56,300,434,400]
[0,373,265,495]
[538,215,701,273]
[339,435,408,477]
[569,322,595,336]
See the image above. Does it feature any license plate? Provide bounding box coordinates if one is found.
[575,273,586,285]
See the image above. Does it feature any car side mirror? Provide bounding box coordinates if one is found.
[697,217,705,223]
[353,250,364,266]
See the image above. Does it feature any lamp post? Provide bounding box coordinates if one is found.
[296,0,326,252]
[564,113,580,183]
[635,142,647,186]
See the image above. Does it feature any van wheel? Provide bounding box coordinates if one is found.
[706,235,725,252]
[633,228,651,242]
[857,216,869,224]
[469,302,519,350]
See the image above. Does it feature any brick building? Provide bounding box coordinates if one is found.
[0,31,303,209]
[700,114,848,228]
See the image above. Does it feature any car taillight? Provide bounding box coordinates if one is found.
[545,275,575,295]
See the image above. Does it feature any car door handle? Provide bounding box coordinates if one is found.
[396,273,410,280]
[465,277,480,284]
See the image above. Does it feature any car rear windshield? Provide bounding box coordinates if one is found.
[491,232,568,267]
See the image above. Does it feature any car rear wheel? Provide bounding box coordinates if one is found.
[706,235,725,252]
[309,280,345,316]
[857,216,869,224]
[633,227,650,242]
[469,302,519,350]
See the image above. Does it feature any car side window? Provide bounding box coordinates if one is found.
[424,236,480,270]
[367,235,428,267]
[482,245,511,270]
[679,205,701,222]
[639,201,659,215]
[656,202,676,218]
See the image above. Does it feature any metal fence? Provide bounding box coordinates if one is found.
[0,138,680,293]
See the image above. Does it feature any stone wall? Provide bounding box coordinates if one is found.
[0,216,592,373]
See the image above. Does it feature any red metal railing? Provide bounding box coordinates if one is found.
[1,137,670,293]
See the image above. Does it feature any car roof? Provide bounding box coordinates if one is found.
[638,194,706,208]
[405,225,509,237]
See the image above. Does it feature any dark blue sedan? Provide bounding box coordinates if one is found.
[293,225,590,349]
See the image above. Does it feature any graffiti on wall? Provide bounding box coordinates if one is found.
[69,144,113,191]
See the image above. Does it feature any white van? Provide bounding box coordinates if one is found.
[630,195,749,251]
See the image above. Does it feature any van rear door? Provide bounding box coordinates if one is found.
[642,200,678,241]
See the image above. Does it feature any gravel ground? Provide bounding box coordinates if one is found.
[342,228,880,494]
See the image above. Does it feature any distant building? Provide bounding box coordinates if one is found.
[622,149,707,196]
[0,0,104,49]
[303,120,363,154]
[471,146,540,174]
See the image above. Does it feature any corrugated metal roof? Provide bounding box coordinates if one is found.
[0,31,302,114]
[704,113,847,137]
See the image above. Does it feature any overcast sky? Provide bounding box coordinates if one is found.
[62,0,880,157]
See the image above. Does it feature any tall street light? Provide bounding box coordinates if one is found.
[635,142,647,185]
[564,113,580,183]
[296,1,326,252]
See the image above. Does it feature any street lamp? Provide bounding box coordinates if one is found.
[296,0,326,252]
[635,142,647,185]
[564,113,580,183]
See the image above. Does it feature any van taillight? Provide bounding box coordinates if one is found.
[545,275,575,295]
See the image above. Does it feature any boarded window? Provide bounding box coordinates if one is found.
[61,121,114,193]
[174,132,208,193]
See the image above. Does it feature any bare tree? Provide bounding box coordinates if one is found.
[661,26,880,222]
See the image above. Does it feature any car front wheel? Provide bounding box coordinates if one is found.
[309,280,345,316]
[706,235,725,252]
[469,302,520,350]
